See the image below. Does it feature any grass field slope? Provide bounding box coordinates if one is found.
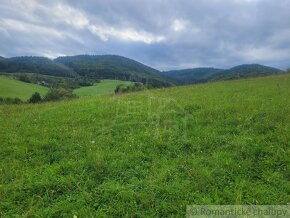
[0,74,289,217]
[74,80,133,97]
[0,76,48,100]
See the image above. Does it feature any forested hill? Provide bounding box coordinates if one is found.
[0,55,172,88]
[0,57,76,77]
[160,64,283,84]
[0,56,7,69]
[55,55,172,87]
[208,64,283,81]
[159,68,223,84]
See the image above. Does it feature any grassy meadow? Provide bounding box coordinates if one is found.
[74,80,133,97]
[0,74,289,217]
[0,76,48,100]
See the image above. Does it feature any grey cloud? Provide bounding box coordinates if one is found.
[0,0,289,70]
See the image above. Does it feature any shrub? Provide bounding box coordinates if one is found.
[13,97,22,104]
[44,88,75,102]
[0,97,23,105]
[28,92,42,103]
[77,77,95,87]
[115,82,145,94]
[115,84,129,94]
[18,74,31,83]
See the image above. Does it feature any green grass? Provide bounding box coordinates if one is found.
[0,75,289,217]
[0,75,48,100]
[74,79,133,97]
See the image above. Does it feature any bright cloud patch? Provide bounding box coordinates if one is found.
[88,25,165,44]
[171,19,186,32]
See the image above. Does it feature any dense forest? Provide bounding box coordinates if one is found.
[159,68,223,84]
[208,64,283,81]
[0,57,76,77]
[55,55,171,87]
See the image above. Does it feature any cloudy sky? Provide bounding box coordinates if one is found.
[0,0,289,70]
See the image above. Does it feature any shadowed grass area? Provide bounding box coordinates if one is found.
[0,75,48,100]
[73,79,133,97]
[0,74,289,217]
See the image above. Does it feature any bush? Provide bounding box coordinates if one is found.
[115,82,145,94]
[77,77,95,87]
[44,88,75,102]
[28,92,42,103]
[13,97,22,104]
[18,74,31,83]
[0,97,23,105]
[115,84,129,94]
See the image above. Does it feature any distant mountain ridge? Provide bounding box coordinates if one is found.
[0,54,285,87]
[208,64,283,81]
[159,67,223,84]
[160,64,283,84]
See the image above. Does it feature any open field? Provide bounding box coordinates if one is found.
[0,74,289,217]
[0,76,48,100]
[73,80,133,97]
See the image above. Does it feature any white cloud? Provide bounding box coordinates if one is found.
[0,18,61,37]
[46,2,165,44]
[171,19,186,32]
[0,0,164,45]
[40,51,67,59]
[51,3,90,29]
[48,2,166,44]
[0,18,82,43]
[88,25,165,44]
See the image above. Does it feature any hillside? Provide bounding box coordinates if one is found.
[0,76,48,100]
[0,56,7,69]
[0,57,76,77]
[0,55,173,88]
[161,64,283,85]
[159,68,223,84]
[0,74,289,217]
[209,64,283,81]
[74,80,133,97]
[55,55,172,87]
